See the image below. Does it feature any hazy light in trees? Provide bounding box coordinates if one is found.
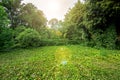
[22,0,79,20]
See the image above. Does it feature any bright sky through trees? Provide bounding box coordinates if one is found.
[22,0,84,21]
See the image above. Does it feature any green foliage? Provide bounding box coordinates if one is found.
[16,28,41,48]
[92,24,117,49]
[14,26,27,37]
[62,0,120,49]
[0,5,13,51]
[0,5,10,27]
[85,0,120,30]
[20,3,47,31]
[63,1,84,41]
[12,26,27,48]
[63,1,89,43]
[0,27,14,51]
[0,45,120,79]
[0,0,120,50]
[103,25,117,49]
[116,41,120,50]
[1,0,22,28]
[40,39,67,46]
[82,0,120,49]
[40,28,62,40]
[64,0,85,24]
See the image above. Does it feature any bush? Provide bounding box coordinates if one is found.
[40,39,68,46]
[16,28,41,48]
[92,24,117,49]
[0,27,14,51]
[103,25,117,49]
[14,26,27,37]
[116,40,120,50]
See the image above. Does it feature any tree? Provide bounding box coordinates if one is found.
[1,0,23,29]
[20,3,47,32]
[0,5,9,28]
[85,0,120,32]
[48,18,59,30]
[84,0,120,49]
[63,0,87,41]
[0,5,14,50]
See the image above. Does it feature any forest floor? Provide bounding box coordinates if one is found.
[0,45,120,80]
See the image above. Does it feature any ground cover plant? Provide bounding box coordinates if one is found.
[0,45,120,80]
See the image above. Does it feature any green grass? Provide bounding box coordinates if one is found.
[0,45,120,80]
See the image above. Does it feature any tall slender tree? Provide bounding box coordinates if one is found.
[63,0,88,40]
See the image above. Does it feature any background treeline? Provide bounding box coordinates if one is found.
[0,0,120,51]
[62,0,120,49]
[0,0,52,51]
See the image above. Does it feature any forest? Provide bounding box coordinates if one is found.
[0,0,120,50]
[0,0,120,80]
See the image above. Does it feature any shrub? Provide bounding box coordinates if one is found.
[103,25,117,49]
[0,27,14,51]
[14,26,27,37]
[16,28,41,48]
[40,39,68,46]
[93,24,117,49]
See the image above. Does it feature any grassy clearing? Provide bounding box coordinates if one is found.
[0,45,120,80]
